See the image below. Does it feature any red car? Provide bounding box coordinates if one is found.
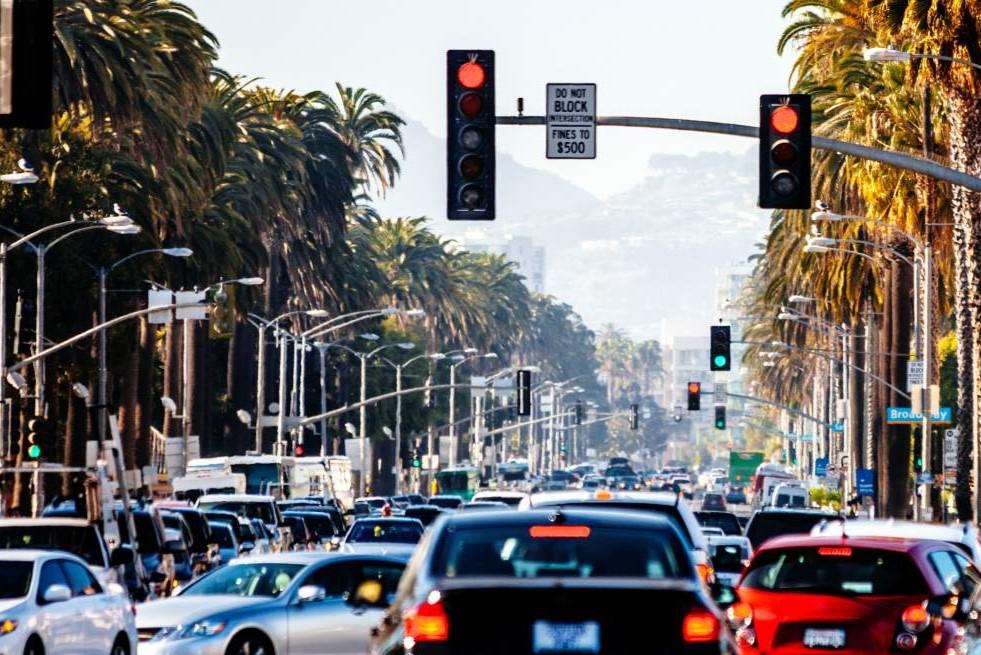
[730,534,976,654]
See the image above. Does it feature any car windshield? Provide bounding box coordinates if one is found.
[181,562,304,597]
[211,525,234,547]
[742,547,928,596]
[198,501,276,525]
[434,524,691,579]
[0,525,105,567]
[775,493,807,508]
[430,497,461,509]
[746,513,828,548]
[710,543,750,572]
[695,512,742,536]
[477,496,522,507]
[291,514,334,538]
[347,521,423,544]
[0,561,33,598]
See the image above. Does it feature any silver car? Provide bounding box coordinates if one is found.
[136,552,407,655]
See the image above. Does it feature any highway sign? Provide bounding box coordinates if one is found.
[906,361,924,391]
[886,406,952,424]
[546,83,596,159]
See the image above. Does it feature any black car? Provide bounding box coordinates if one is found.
[283,510,339,545]
[164,507,214,562]
[279,504,346,534]
[428,495,464,510]
[403,505,444,527]
[370,508,735,654]
[744,508,836,549]
[695,511,742,536]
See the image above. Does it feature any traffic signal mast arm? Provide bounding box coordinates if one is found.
[494,115,981,192]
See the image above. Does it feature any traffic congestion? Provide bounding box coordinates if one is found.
[0,454,978,654]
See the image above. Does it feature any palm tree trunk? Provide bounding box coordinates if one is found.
[874,280,891,515]
[134,317,154,468]
[118,329,140,470]
[884,254,913,518]
[849,328,864,470]
[225,320,255,455]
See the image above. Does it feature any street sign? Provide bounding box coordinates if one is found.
[906,361,925,391]
[714,382,727,404]
[916,472,934,485]
[546,83,596,159]
[886,406,952,424]
[815,457,828,477]
[855,468,875,496]
[830,422,844,433]
[944,429,959,469]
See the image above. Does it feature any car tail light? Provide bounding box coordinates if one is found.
[682,610,720,643]
[901,604,930,633]
[726,601,753,628]
[405,592,450,644]
[529,525,591,538]
[695,562,714,584]
[817,546,852,557]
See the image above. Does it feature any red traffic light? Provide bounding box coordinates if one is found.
[688,382,700,394]
[459,92,483,118]
[770,139,798,166]
[294,444,305,456]
[457,61,486,89]
[770,105,799,134]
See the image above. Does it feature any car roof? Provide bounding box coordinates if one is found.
[228,551,401,566]
[474,490,527,499]
[0,549,87,563]
[441,507,680,532]
[755,534,952,554]
[707,535,752,546]
[811,519,976,543]
[525,489,681,507]
[351,517,423,525]
[0,518,93,527]
[197,494,275,503]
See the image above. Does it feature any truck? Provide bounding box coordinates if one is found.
[728,451,765,488]
[751,462,798,509]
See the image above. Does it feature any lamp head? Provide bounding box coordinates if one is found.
[360,333,380,342]
[236,277,265,286]
[305,309,329,318]
[71,382,90,400]
[236,410,252,425]
[344,422,357,436]
[397,342,415,350]
[5,372,27,392]
[404,309,425,318]
[162,247,193,258]
[160,396,178,413]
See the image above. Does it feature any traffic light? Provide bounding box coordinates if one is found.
[710,325,731,372]
[687,382,701,411]
[574,400,583,425]
[412,451,422,469]
[26,416,53,460]
[0,0,52,129]
[516,368,531,416]
[715,406,727,430]
[759,94,811,209]
[629,404,639,430]
[447,50,495,220]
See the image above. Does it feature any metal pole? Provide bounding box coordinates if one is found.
[841,329,851,500]
[921,244,933,519]
[318,344,327,456]
[254,323,267,453]
[395,364,403,494]
[181,318,191,472]
[0,243,7,452]
[290,336,300,417]
[359,354,367,495]
[97,268,107,441]
[275,330,288,455]
[448,364,457,468]
[34,246,44,417]
[298,336,307,418]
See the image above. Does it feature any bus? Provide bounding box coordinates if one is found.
[435,467,481,500]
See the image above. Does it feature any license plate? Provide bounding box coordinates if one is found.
[532,621,600,653]
[803,628,846,649]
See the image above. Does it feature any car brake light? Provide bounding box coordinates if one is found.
[529,525,591,538]
[817,546,852,557]
[404,592,449,643]
[683,610,720,643]
[593,490,613,500]
[901,604,930,633]
[695,562,714,584]
[726,601,753,628]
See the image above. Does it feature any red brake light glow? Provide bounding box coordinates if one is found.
[901,604,930,633]
[817,547,852,557]
[457,61,485,89]
[683,610,720,643]
[404,594,449,643]
[770,105,799,134]
[529,525,591,539]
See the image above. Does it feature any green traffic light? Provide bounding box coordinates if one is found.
[27,444,41,459]
[716,421,724,429]
[713,354,728,368]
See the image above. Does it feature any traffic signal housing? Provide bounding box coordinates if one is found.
[26,416,54,460]
[759,94,811,209]
[710,325,731,372]
[714,406,727,431]
[447,50,495,220]
[629,404,639,430]
[516,368,531,416]
[0,0,52,129]
[687,382,701,411]
[574,400,583,425]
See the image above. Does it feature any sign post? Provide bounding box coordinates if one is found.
[546,83,596,159]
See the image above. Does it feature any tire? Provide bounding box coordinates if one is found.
[23,636,44,655]
[110,634,129,655]
[226,632,274,655]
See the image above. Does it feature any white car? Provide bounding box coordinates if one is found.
[707,535,753,587]
[0,518,122,589]
[0,550,136,655]
[811,519,981,563]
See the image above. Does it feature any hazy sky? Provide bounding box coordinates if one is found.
[185,0,796,198]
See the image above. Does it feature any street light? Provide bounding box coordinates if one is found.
[788,295,814,303]
[0,159,39,185]
[863,46,981,71]
[447,351,497,468]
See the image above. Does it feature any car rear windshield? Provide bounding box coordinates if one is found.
[746,513,828,548]
[433,524,692,579]
[742,547,928,596]
[540,502,694,548]
[211,525,234,547]
[347,521,423,544]
[710,543,750,573]
[0,525,105,567]
[774,493,807,508]
[430,497,462,509]
[696,512,742,536]
[198,501,276,525]
[0,561,32,598]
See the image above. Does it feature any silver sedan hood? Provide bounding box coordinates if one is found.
[136,595,267,629]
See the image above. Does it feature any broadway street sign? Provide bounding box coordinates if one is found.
[886,406,952,425]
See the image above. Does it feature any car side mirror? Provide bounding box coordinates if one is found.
[349,579,385,608]
[43,584,72,604]
[110,547,134,567]
[709,582,737,609]
[296,584,326,605]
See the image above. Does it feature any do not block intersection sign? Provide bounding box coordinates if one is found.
[547,83,596,159]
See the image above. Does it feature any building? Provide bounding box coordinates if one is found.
[456,231,546,294]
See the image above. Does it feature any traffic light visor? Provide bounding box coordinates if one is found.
[770,105,799,134]
[457,61,486,89]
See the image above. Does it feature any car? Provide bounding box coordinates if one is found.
[402,505,445,527]
[702,491,728,511]
[725,487,747,505]
[695,511,743,537]
[276,503,346,534]
[615,474,645,491]
[136,552,408,655]
[207,522,240,564]
[0,549,136,655]
[743,508,837,549]
[706,535,752,588]
[461,501,510,510]
[157,507,216,573]
[732,534,978,654]
[117,507,176,598]
[701,526,726,537]
[388,496,412,509]
[369,507,736,654]
[283,510,340,547]
[282,514,317,550]
[0,518,123,589]
[769,482,809,508]
[202,510,254,549]
[195,494,282,538]
[428,495,464,510]
[354,496,391,516]
[518,489,714,583]
[341,517,424,557]
[581,475,606,489]
[471,490,526,507]
[163,528,194,587]
[236,516,271,555]
[810,519,981,564]
[671,476,694,499]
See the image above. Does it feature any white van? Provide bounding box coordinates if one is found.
[769,482,809,508]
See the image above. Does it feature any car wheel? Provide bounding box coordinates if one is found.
[23,636,44,655]
[226,632,274,655]
[111,634,130,655]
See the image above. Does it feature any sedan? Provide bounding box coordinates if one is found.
[136,552,407,655]
[341,518,424,557]
[0,549,136,655]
